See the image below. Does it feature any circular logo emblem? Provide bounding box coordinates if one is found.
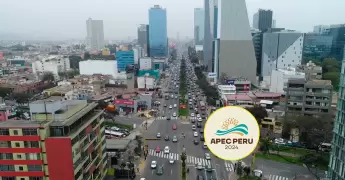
[204,106,260,161]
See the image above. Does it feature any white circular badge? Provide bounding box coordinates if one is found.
[204,106,260,161]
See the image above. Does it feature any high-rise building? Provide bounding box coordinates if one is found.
[303,33,333,60]
[86,18,105,50]
[194,8,204,45]
[313,25,329,34]
[261,30,304,76]
[116,50,135,71]
[137,24,149,56]
[251,29,263,76]
[328,49,345,179]
[253,9,273,32]
[272,19,276,28]
[0,97,107,180]
[328,24,345,61]
[215,0,257,83]
[203,0,213,71]
[211,0,219,73]
[148,5,168,58]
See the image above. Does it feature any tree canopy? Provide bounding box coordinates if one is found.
[41,72,55,82]
[194,66,219,106]
[0,87,12,98]
[245,105,268,125]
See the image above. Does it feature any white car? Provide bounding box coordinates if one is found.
[203,142,207,149]
[151,161,157,169]
[198,117,202,122]
[197,161,203,170]
[205,153,211,160]
[156,133,161,138]
[194,132,198,137]
[191,113,195,117]
[197,114,200,118]
[164,146,170,154]
[169,154,174,164]
[173,104,177,108]
[173,112,176,117]
[192,125,196,131]
[169,105,172,109]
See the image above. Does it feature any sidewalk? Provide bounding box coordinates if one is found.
[269,150,301,157]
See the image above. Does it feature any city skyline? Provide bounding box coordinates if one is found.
[0,0,344,40]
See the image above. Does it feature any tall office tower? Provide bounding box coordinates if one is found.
[194,8,204,45]
[328,24,345,61]
[253,9,273,32]
[261,30,304,77]
[148,5,168,57]
[211,0,219,73]
[216,0,257,83]
[86,18,105,50]
[313,25,330,34]
[328,48,345,179]
[203,0,213,71]
[138,24,149,56]
[272,19,276,28]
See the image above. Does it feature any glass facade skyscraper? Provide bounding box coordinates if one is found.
[328,56,345,179]
[148,5,168,58]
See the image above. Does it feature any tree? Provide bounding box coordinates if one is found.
[243,166,251,177]
[0,87,12,98]
[246,105,268,125]
[259,137,271,154]
[120,162,126,169]
[181,150,187,179]
[69,55,82,69]
[11,93,33,104]
[84,52,91,60]
[323,72,339,90]
[41,72,55,82]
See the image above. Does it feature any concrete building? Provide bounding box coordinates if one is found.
[148,5,168,57]
[272,19,276,28]
[216,0,257,83]
[115,50,134,71]
[194,8,204,45]
[86,18,105,50]
[313,25,329,34]
[300,61,323,80]
[79,60,118,78]
[137,76,156,90]
[284,79,333,116]
[211,0,219,73]
[270,68,305,94]
[139,57,152,70]
[303,33,333,60]
[328,24,345,61]
[261,30,304,76]
[32,55,70,79]
[251,29,263,76]
[328,56,345,179]
[253,9,273,32]
[137,24,149,56]
[203,0,212,71]
[217,84,236,100]
[0,97,107,180]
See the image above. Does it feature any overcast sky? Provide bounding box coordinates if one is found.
[0,0,344,40]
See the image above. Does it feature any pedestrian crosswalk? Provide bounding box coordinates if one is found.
[266,175,289,180]
[186,155,210,166]
[148,149,179,160]
[224,162,234,172]
[155,116,178,120]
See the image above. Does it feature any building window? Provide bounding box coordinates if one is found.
[282,56,285,58]
[15,142,20,147]
[20,178,25,180]
[26,153,41,160]
[0,165,15,171]
[22,129,38,136]
[18,166,24,171]
[28,165,42,171]
[13,130,18,135]
[0,153,13,160]
[29,177,43,180]
[16,154,22,159]
[2,177,15,180]
[0,129,10,136]
[24,141,39,148]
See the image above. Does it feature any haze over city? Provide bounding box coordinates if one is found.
[0,0,344,40]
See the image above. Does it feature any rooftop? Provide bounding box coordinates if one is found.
[306,79,332,86]
[30,96,64,104]
[0,120,50,128]
[226,94,253,101]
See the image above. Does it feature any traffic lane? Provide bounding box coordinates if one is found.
[142,155,167,180]
[187,165,199,180]
[113,117,143,127]
[212,158,230,180]
[178,124,206,159]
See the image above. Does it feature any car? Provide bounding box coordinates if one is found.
[191,119,195,123]
[206,164,213,172]
[200,136,205,141]
[197,117,202,122]
[197,123,202,128]
[175,96,178,99]
[172,136,178,142]
[164,135,169,141]
[156,133,161,138]
[192,125,196,131]
[167,117,171,120]
[172,124,177,130]
[156,166,164,175]
[205,153,211,160]
[191,113,195,117]
[173,104,177,108]
[169,105,172,109]
[169,154,174,164]
[173,112,176,117]
[164,146,170,154]
[193,139,199,145]
[155,146,160,153]
[253,169,263,178]
[197,114,200,118]
[199,129,204,133]
[164,104,167,107]
[151,161,157,168]
[197,161,203,170]
[194,132,198,137]
[203,142,207,149]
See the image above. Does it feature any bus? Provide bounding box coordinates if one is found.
[199,101,206,111]
[105,130,126,138]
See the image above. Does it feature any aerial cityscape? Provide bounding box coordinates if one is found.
[0,0,344,180]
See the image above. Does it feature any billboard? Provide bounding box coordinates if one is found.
[208,73,217,78]
[226,79,235,85]
[114,99,135,106]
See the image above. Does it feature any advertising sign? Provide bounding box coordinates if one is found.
[208,73,217,78]
[204,106,260,161]
[114,99,135,106]
[226,79,235,85]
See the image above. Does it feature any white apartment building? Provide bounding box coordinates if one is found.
[79,60,118,78]
[261,30,304,76]
[32,55,70,79]
[86,18,105,50]
[139,58,152,70]
[217,85,236,100]
[269,68,305,93]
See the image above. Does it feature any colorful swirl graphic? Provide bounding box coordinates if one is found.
[215,124,249,136]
